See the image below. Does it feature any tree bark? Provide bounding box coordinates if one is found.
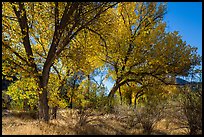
[38,76,50,122]
[128,93,132,106]
[118,86,122,105]
[134,95,137,109]
[134,89,144,109]
[38,89,49,122]
[70,96,73,109]
[108,78,133,98]
[87,75,90,99]
[108,82,120,107]
[108,82,120,98]
[23,99,29,111]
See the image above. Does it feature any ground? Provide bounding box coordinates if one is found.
[2,108,190,135]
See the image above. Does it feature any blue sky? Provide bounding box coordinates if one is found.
[164,2,202,56]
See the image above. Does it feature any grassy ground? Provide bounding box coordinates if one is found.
[2,108,190,135]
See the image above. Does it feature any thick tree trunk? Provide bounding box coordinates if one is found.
[108,83,120,98]
[38,89,49,122]
[38,98,43,119]
[108,78,127,98]
[38,76,50,122]
[108,83,120,107]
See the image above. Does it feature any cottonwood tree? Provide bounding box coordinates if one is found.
[89,2,201,100]
[2,2,117,122]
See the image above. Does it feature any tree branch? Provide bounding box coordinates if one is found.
[56,3,118,58]
[3,40,30,66]
[11,2,38,74]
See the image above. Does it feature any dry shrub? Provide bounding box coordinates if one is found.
[112,104,138,128]
[136,103,166,134]
[170,86,202,135]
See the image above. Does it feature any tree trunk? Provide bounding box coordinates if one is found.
[38,98,43,119]
[70,97,73,109]
[70,88,74,109]
[119,86,122,105]
[23,98,29,111]
[108,83,120,98]
[128,94,132,106]
[134,89,144,109]
[38,76,50,122]
[86,75,90,99]
[134,95,137,109]
[38,89,49,122]
[108,83,120,108]
[108,78,127,98]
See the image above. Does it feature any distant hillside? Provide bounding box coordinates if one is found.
[176,77,202,92]
[176,77,202,85]
[175,78,189,85]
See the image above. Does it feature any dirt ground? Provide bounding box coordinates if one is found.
[2,109,190,135]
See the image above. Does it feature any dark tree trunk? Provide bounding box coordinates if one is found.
[38,98,43,119]
[108,83,120,98]
[108,79,122,107]
[108,78,130,98]
[134,95,137,109]
[108,84,118,107]
[128,94,132,106]
[69,88,74,109]
[119,86,122,105]
[38,76,50,122]
[134,90,144,109]
[38,89,49,122]
[70,97,73,109]
[23,99,29,111]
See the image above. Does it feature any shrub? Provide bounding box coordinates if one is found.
[177,86,202,135]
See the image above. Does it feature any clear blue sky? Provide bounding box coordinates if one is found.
[164,2,202,56]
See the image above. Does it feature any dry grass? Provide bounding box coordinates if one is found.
[2,108,192,135]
